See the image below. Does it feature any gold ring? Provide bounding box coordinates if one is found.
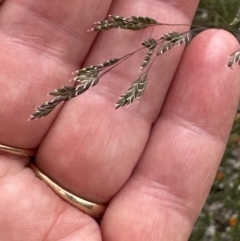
[29,162,107,219]
[0,143,37,157]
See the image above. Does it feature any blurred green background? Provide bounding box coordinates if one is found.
[190,1,240,240]
[194,0,240,27]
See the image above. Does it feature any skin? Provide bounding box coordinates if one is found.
[0,0,239,240]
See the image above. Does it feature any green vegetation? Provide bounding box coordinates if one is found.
[194,0,240,27]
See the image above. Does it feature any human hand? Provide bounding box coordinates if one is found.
[0,0,239,240]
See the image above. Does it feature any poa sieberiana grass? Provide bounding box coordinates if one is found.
[30,5,240,120]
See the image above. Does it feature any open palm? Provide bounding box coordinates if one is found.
[0,0,239,240]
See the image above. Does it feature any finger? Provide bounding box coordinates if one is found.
[36,0,200,204]
[0,154,101,240]
[0,0,111,147]
[102,30,240,241]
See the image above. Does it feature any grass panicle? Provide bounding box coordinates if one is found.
[31,9,240,120]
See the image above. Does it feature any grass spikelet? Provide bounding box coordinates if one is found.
[115,72,148,109]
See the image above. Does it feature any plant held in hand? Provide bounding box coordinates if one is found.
[30,9,240,120]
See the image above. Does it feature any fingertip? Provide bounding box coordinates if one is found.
[163,28,240,141]
[188,29,240,69]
